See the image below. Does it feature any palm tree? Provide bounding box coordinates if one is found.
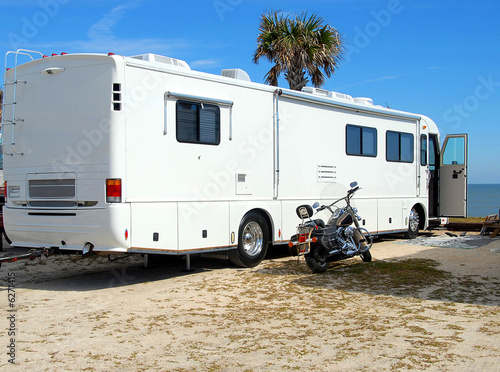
[253,11,344,91]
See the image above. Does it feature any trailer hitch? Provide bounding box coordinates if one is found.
[0,248,57,268]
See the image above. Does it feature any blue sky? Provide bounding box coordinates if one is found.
[1,0,499,183]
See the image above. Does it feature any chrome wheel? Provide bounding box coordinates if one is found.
[406,207,420,239]
[242,221,264,257]
[409,208,419,232]
[229,212,269,268]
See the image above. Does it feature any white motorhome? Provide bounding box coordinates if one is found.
[1,49,467,267]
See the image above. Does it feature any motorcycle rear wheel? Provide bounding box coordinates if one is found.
[305,247,329,273]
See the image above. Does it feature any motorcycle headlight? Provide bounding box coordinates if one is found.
[352,207,358,214]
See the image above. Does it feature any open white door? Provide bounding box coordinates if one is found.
[439,134,468,217]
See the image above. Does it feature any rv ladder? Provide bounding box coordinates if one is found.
[2,49,43,156]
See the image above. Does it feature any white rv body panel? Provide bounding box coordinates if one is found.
[1,51,466,259]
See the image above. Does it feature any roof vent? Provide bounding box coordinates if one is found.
[329,91,354,102]
[302,87,355,102]
[354,97,374,105]
[129,53,191,69]
[302,87,330,96]
[221,69,251,82]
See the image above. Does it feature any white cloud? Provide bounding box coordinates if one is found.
[36,38,190,57]
[33,1,192,57]
[8,1,220,63]
[87,2,139,41]
[344,74,402,88]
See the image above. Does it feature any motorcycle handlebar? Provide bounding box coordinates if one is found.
[348,186,360,195]
[316,184,361,211]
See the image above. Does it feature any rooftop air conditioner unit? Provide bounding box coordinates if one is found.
[129,53,191,69]
[221,69,251,82]
[354,97,374,105]
[330,91,354,102]
[301,87,330,97]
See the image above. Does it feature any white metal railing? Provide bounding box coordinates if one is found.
[2,49,43,156]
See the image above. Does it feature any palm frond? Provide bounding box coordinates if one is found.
[253,10,344,90]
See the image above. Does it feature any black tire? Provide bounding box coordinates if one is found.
[229,212,269,268]
[406,207,419,239]
[4,229,11,245]
[305,246,329,273]
[361,250,372,262]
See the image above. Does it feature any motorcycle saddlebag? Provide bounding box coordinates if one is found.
[311,225,337,250]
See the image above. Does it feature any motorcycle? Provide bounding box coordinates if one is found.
[288,182,373,273]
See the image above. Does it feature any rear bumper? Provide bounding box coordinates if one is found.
[4,204,131,252]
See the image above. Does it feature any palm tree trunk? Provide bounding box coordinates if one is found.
[285,57,308,91]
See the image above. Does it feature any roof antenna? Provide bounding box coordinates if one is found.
[385,101,390,108]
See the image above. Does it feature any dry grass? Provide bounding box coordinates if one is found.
[449,217,489,223]
[1,240,499,371]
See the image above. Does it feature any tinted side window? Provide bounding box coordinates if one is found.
[176,101,220,145]
[386,131,400,162]
[346,125,377,157]
[386,131,414,163]
[429,135,438,170]
[420,134,427,166]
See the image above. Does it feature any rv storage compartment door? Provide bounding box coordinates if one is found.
[439,134,468,217]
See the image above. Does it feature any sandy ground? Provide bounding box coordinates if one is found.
[0,230,499,371]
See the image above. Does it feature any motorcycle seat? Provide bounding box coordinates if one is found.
[314,219,325,228]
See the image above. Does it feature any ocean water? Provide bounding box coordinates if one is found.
[468,184,500,217]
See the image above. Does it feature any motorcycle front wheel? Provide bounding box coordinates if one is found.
[360,250,372,262]
[305,246,329,273]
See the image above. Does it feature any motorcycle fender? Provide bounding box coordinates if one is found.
[353,229,368,250]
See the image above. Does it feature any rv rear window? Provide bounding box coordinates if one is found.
[346,125,377,157]
[386,131,414,163]
[176,101,220,145]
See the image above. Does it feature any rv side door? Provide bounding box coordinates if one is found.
[439,134,468,217]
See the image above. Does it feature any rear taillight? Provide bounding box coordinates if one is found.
[106,179,121,203]
[298,233,307,243]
